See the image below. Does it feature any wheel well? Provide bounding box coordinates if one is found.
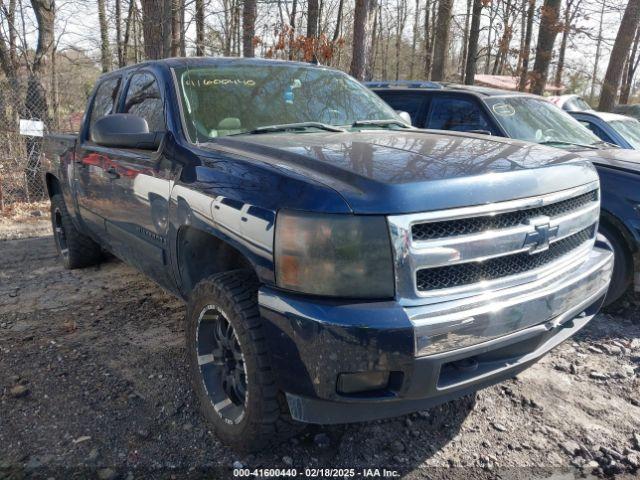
[177,226,255,295]
[600,211,636,255]
[45,173,62,198]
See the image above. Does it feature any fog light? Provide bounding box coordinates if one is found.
[337,371,389,394]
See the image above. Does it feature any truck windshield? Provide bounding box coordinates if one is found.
[174,64,400,142]
[484,96,602,149]
[610,119,640,149]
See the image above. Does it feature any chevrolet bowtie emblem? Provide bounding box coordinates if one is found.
[523,216,559,254]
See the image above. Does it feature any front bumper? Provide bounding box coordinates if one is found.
[258,245,613,424]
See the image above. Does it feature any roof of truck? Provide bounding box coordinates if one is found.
[100,56,328,77]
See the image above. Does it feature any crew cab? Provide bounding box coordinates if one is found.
[42,59,613,451]
[371,82,638,305]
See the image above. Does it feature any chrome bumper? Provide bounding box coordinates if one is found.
[407,245,613,356]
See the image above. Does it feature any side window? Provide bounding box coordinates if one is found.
[579,120,613,143]
[377,93,425,126]
[427,97,492,133]
[89,77,121,135]
[122,72,165,132]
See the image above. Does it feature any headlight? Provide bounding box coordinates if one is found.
[274,210,394,298]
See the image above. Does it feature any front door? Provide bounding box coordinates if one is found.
[103,70,177,291]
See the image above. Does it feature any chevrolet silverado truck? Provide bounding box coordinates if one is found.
[42,58,613,451]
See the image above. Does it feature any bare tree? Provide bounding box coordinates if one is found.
[530,0,561,95]
[464,0,483,84]
[409,0,421,78]
[599,0,640,111]
[589,0,605,102]
[243,0,257,56]
[460,0,472,78]
[115,0,124,67]
[620,26,640,103]
[423,0,432,78]
[350,0,375,79]
[431,0,452,80]
[395,0,408,80]
[140,0,173,59]
[554,0,583,87]
[98,0,111,72]
[195,0,205,55]
[307,0,319,38]
[171,0,182,56]
[518,0,535,90]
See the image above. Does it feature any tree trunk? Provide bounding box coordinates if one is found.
[195,0,205,55]
[484,0,496,74]
[423,0,431,78]
[554,4,570,87]
[307,0,319,38]
[518,0,535,91]
[599,0,640,111]
[589,0,605,102]
[464,0,482,84]
[98,0,111,72]
[620,26,640,103]
[141,0,169,59]
[350,0,369,79]
[243,0,257,57]
[171,0,182,56]
[430,0,452,80]
[460,0,472,79]
[288,0,297,59]
[332,0,344,42]
[365,2,379,80]
[409,0,421,78]
[395,0,408,80]
[530,0,561,95]
[115,0,123,66]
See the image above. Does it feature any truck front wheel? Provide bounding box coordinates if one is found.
[185,270,301,451]
[50,194,103,269]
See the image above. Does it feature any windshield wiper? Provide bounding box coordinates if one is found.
[538,140,600,150]
[351,119,411,128]
[247,122,346,134]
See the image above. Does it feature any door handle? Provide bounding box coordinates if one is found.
[106,167,120,179]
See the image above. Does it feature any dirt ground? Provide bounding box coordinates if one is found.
[1,209,640,480]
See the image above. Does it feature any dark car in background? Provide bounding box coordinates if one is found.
[570,110,640,150]
[370,82,639,305]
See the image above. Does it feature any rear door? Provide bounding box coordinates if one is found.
[75,75,122,243]
[103,70,177,290]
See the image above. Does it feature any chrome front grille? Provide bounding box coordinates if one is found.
[387,181,600,306]
[415,225,594,291]
[411,190,598,241]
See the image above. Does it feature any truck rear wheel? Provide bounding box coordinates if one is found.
[50,194,103,269]
[185,270,301,451]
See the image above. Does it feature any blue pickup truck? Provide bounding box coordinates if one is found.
[43,58,613,451]
[372,82,640,305]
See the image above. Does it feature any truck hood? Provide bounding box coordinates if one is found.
[207,130,598,214]
[573,147,640,173]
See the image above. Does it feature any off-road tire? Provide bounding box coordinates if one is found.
[186,270,302,452]
[600,223,633,307]
[50,194,103,269]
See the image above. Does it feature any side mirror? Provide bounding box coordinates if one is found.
[92,114,164,150]
[396,110,412,126]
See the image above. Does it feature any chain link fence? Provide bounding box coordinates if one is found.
[0,71,87,214]
[0,78,47,212]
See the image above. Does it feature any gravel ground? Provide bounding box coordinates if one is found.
[1,214,640,480]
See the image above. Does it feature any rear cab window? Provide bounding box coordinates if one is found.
[87,76,121,140]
